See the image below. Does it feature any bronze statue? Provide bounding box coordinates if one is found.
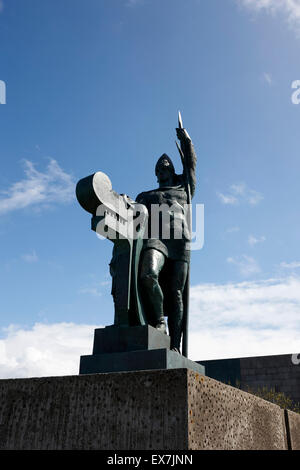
[75,113,197,358]
[136,113,197,354]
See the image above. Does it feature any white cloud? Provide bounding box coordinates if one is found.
[217,192,238,205]
[78,277,111,297]
[0,1,4,14]
[78,286,103,297]
[280,261,300,269]
[21,250,38,263]
[0,159,75,215]
[248,234,266,245]
[0,277,299,377]
[263,72,273,84]
[190,326,299,361]
[217,182,263,206]
[247,190,264,205]
[238,0,300,34]
[0,322,100,379]
[226,226,240,233]
[189,276,300,360]
[227,254,261,276]
[230,182,247,195]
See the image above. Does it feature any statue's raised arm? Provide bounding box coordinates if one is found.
[176,113,197,199]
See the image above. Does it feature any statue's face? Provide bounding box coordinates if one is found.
[156,164,173,184]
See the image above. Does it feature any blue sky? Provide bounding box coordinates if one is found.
[0,0,300,377]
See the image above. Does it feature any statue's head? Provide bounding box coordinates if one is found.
[155,154,175,185]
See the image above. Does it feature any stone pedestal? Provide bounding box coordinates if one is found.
[0,369,297,450]
[79,325,205,376]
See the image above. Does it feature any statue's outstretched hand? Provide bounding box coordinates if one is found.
[176,127,192,143]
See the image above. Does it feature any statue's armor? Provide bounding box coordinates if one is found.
[136,139,197,262]
[136,182,190,262]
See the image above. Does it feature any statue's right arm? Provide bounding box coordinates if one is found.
[183,139,197,199]
[176,129,197,199]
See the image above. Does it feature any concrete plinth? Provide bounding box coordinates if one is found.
[79,325,205,376]
[80,347,205,375]
[92,325,171,354]
[0,369,294,450]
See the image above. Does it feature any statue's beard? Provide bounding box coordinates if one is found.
[159,176,168,183]
[157,171,173,184]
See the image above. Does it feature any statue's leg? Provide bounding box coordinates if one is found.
[167,261,188,352]
[139,249,167,333]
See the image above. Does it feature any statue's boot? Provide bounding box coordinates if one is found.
[170,336,181,353]
[171,347,180,354]
[168,315,183,353]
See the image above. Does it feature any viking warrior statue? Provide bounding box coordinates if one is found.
[136,114,197,354]
[76,113,197,358]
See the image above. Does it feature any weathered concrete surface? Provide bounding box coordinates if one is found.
[187,371,288,450]
[0,370,188,450]
[287,410,300,450]
[0,369,289,450]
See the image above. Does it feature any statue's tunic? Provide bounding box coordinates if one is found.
[136,140,197,263]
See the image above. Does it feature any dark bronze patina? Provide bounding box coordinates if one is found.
[76,113,197,357]
[136,114,196,354]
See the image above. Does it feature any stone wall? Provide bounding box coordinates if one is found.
[199,353,300,406]
[240,354,300,404]
[0,369,298,450]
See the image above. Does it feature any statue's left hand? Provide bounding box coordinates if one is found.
[121,194,135,209]
[176,128,192,143]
